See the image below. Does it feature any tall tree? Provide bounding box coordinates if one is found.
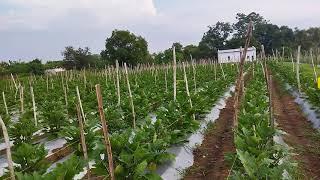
[101,30,150,66]
[62,46,92,70]
[154,42,185,64]
[198,22,233,59]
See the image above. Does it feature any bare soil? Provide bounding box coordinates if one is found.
[183,94,235,180]
[271,76,320,179]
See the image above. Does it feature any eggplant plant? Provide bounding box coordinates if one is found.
[9,111,37,145]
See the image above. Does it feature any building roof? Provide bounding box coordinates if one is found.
[218,46,256,54]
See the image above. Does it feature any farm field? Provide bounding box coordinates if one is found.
[0,61,242,179]
[1,57,320,179]
[0,6,320,179]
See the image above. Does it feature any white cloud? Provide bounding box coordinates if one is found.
[0,0,157,30]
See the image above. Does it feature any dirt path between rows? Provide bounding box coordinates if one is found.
[183,95,235,180]
[270,76,320,179]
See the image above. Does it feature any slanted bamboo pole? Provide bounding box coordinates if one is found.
[2,92,8,115]
[233,21,253,129]
[76,86,86,122]
[76,104,90,180]
[10,74,17,90]
[124,63,136,129]
[182,62,195,120]
[30,86,37,126]
[95,85,115,180]
[0,116,15,180]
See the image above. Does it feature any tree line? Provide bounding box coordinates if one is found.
[1,12,320,75]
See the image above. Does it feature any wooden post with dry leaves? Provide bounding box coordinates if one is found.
[95,84,115,180]
[76,104,90,180]
[233,21,253,129]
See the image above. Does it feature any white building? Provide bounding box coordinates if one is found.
[218,47,256,63]
[45,68,66,75]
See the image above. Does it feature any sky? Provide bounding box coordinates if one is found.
[0,0,319,61]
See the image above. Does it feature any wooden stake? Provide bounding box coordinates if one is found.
[296,46,301,93]
[219,63,226,80]
[2,92,8,115]
[233,21,253,129]
[173,46,177,102]
[63,85,68,108]
[46,75,49,93]
[164,67,168,93]
[116,60,121,106]
[214,62,217,81]
[124,63,136,129]
[291,53,295,73]
[10,74,17,90]
[20,85,24,113]
[95,85,115,180]
[30,86,37,126]
[268,75,274,129]
[182,62,195,120]
[76,86,86,122]
[0,116,15,180]
[76,104,90,180]
[310,49,317,83]
[191,59,197,92]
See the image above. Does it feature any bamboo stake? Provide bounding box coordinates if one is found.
[310,49,317,83]
[296,46,301,93]
[30,86,37,126]
[2,92,8,115]
[164,67,168,93]
[63,85,68,107]
[191,59,197,92]
[268,75,274,129]
[76,86,86,122]
[46,75,49,93]
[291,53,295,73]
[84,69,87,89]
[219,63,226,80]
[182,62,195,120]
[0,116,15,180]
[20,85,24,113]
[214,62,217,81]
[95,85,115,180]
[124,63,136,129]
[116,60,121,106]
[76,104,90,180]
[10,74,17,90]
[173,46,177,102]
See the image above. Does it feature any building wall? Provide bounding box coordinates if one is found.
[218,48,256,63]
